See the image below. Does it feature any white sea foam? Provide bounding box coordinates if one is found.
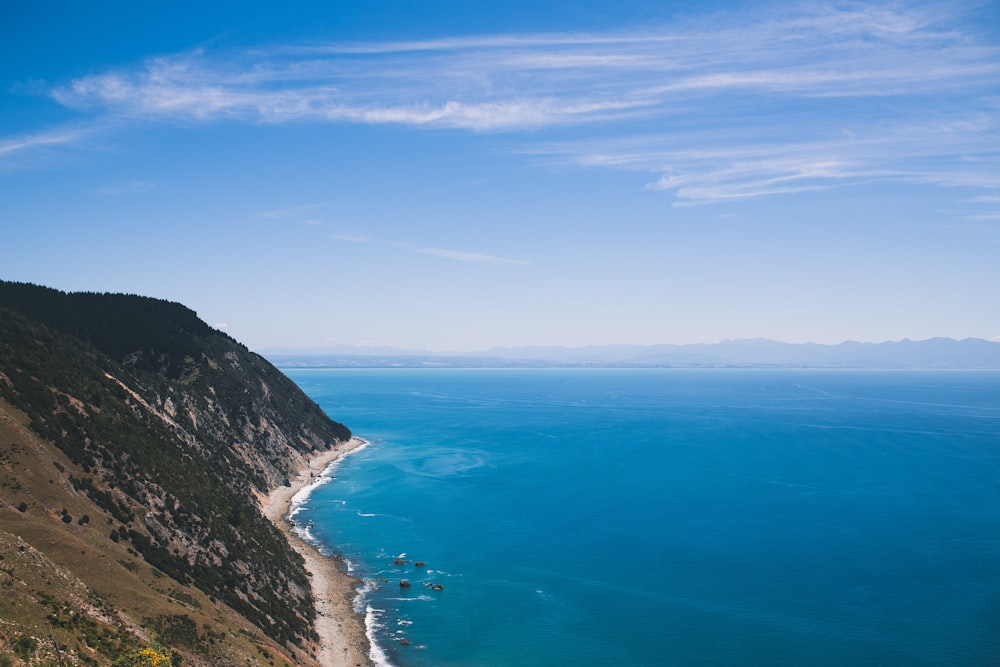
[426,569,457,577]
[284,440,393,664]
[286,439,371,546]
[365,604,393,667]
[353,580,375,614]
[288,438,371,521]
[292,521,316,544]
[354,583,393,665]
[385,595,433,601]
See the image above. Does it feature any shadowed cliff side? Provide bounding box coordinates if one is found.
[0,280,352,666]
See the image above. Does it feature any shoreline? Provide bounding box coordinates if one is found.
[259,437,375,667]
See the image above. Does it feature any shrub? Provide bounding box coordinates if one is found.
[111,646,173,667]
[13,635,37,660]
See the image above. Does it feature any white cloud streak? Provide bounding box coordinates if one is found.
[410,245,529,265]
[0,126,95,159]
[7,2,1000,201]
[529,112,1000,202]
[325,234,524,263]
[330,233,372,244]
[257,203,325,219]
[92,180,157,195]
[49,4,998,127]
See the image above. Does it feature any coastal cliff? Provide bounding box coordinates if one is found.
[0,280,354,666]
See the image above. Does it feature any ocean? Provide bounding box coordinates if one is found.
[284,369,1000,666]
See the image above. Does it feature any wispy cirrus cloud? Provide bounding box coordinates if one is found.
[257,203,325,218]
[7,2,1000,202]
[47,3,998,129]
[327,232,525,264]
[409,245,529,265]
[330,233,372,244]
[92,180,158,196]
[528,111,1000,203]
[256,203,333,226]
[0,125,97,163]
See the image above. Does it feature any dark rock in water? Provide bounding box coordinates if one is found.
[399,580,411,588]
[431,583,444,591]
[393,558,408,566]
[414,561,426,567]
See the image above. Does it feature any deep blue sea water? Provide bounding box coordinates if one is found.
[285,369,1000,666]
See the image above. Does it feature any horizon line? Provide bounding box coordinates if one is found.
[256,336,1000,356]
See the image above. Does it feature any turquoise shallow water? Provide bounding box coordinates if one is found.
[286,369,1000,666]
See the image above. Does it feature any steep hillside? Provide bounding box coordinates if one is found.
[0,281,353,666]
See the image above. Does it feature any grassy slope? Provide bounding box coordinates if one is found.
[0,398,308,666]
[0,283,354,666]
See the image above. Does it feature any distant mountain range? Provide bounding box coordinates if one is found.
[266,337,1000,369]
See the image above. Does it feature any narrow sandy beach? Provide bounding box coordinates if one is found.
[259,437,374,667]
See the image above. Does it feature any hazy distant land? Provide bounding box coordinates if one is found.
[264,337,1000,370]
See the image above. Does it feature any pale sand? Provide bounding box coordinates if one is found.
[259,437,374,667]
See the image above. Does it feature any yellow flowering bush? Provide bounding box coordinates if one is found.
[110,646,173,667]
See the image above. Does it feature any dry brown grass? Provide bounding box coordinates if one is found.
[0,399,318,666]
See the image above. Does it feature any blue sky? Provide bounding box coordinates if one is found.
[2,1,998,351]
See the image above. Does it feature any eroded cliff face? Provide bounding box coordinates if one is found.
[0,281,352,665]
[111,334,349,496]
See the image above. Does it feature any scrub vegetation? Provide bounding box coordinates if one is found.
[0,281,351,666]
